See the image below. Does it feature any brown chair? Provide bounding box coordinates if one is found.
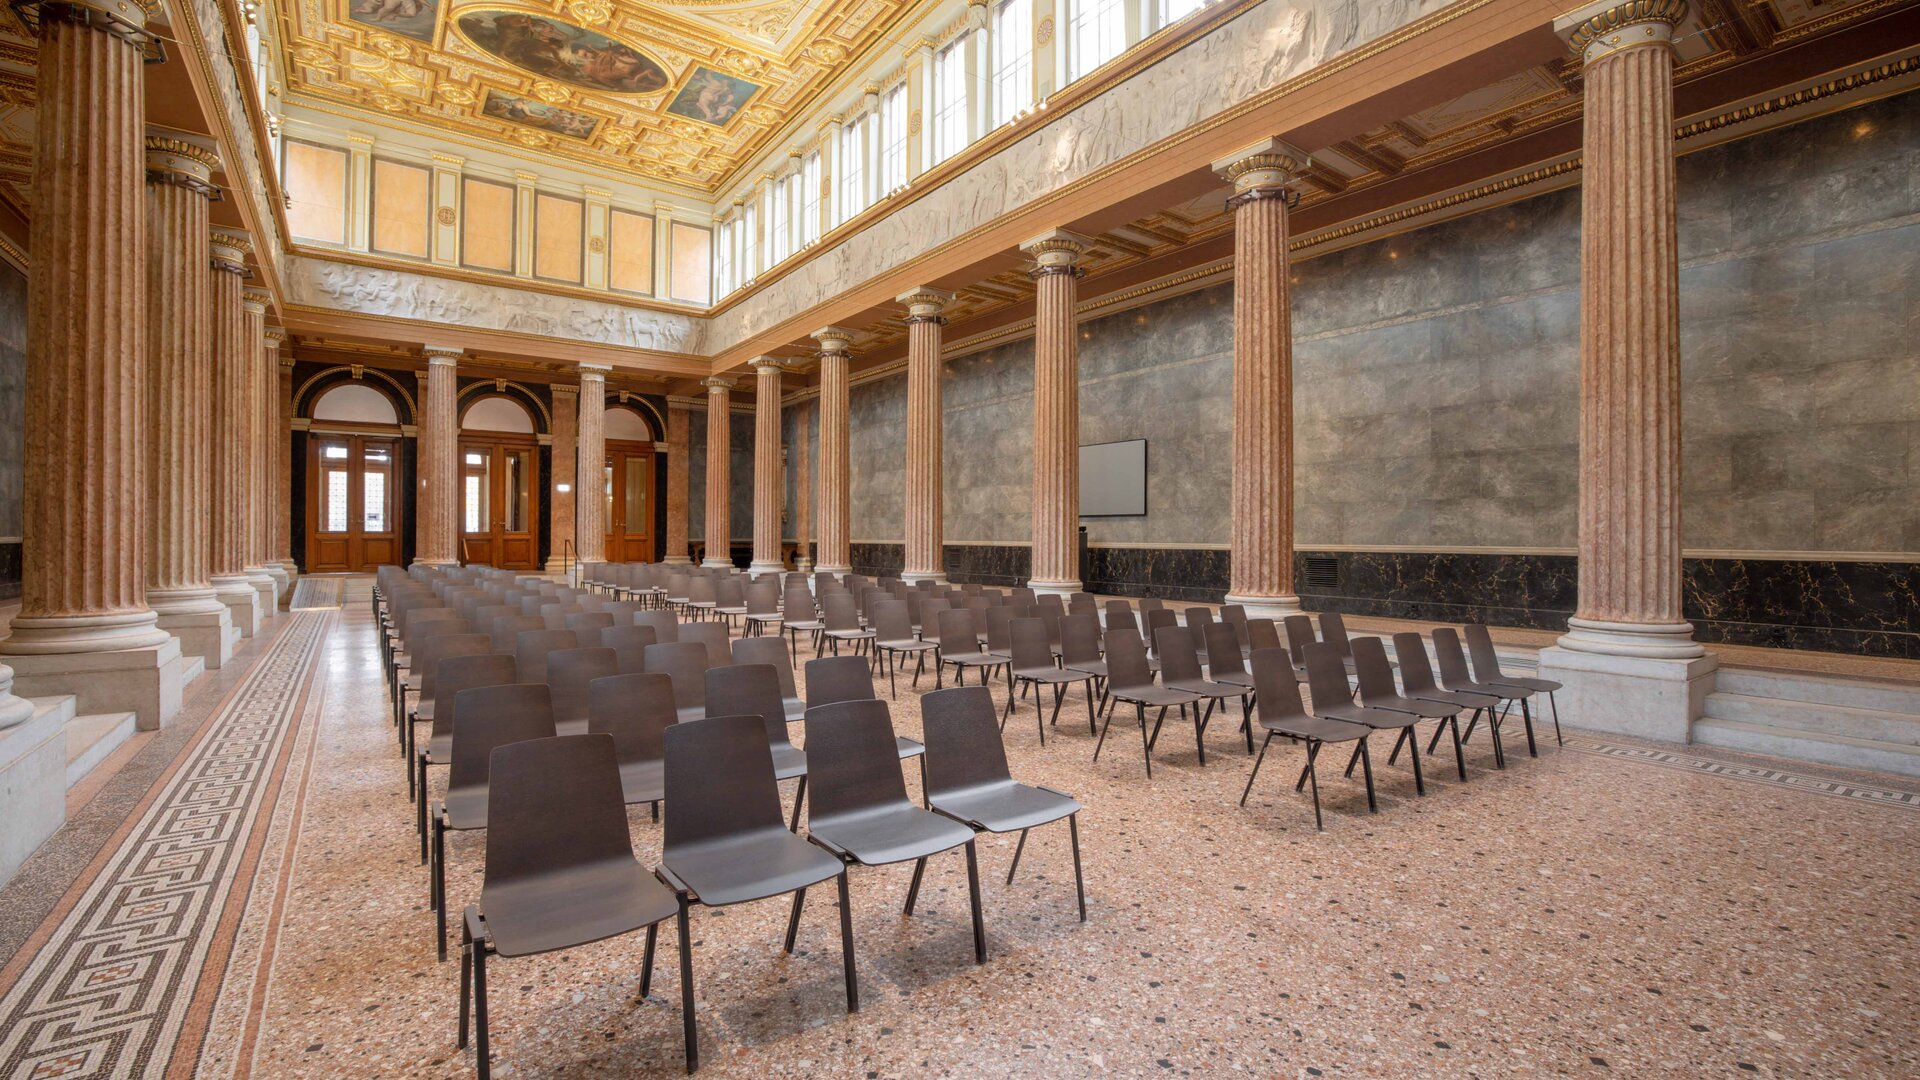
[401,633,492,779]
[819,593,875,658]
[1462,623,1561,746]
[563,611,616,647]
[922,686,1085,920]
[780,591,825,657]
[601,624,659,674]
[1006,618,1097,740]
[1151,625,1247,766]
[706,664,809,830]
[678,621,733,669]
[632,609,679,644]
[804,656,924,762]
[1352,635,1466,782]
[546,646,618,737]
[1303,642,1424,797]
[414,653,518,858]
[1097,630,1198,779]
[1058,613,1107,684]
[586,672,675,813]
[513,629,579,686]
[657,716,856,1072]
[933,608,1009,690]
[871,600,938,698]
[486,615,545,657]
[645,642,711,723]
[802,699,986,963]
[1433,628,1533,768]
[1239,648,1376,828]
[731,636,805,721]
[458,733,682,1079]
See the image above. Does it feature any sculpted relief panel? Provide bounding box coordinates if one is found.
[286,256,708,356]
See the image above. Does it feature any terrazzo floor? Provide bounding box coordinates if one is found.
[3,592,1918,1078]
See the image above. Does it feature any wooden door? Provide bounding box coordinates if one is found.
[306,434,398,572]
[604,441,656,562]
[459,438,540,570]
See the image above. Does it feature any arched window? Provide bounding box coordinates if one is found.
[461,395,536,433]
[311,383,400,426]
[605,405,655,442]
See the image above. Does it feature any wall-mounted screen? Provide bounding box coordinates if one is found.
[1080,439,1147,517]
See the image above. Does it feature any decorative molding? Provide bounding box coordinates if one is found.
[292,364,419,422]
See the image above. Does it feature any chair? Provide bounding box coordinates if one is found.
[1462,623,1562,746]
[1201,622,1258,750]
[802,700,986,963]
[601,624,659,674]
[820,593,874,658]
[457,734,681,1079]
[1283,615,1320,676]
[1352,636,1467,782]
[632,610,680,644]
[1303,642,1424,797]
[1152,625,1248,766]
[586,672,675,812]
[1433,628,1533,768]
[678,621,733,669]
[645,642,711,723]
[400,633,492,773]
[1006,618,1096,741]
[934,608,1009,690]
[731,636,805,721]
[430,683,556,960]
[1058,613,1107,685]
[742,583,783,637]
[1318,611,1364,674]
[920,686,1085,921]
[546,647,618,737]
[414,653,518,856]
[781,591,825,657]
[712,578,749,630]
[870,600,938,698]
[657,716,856,1072]
[563,611,616,647]
[684,576,718,620]
[1238,648,1376,828]
[706,664,809,830]
[485,615,545,657]
[1097,630,1198,779]
[539,602,584,631]
[803,656,924,762]
[513,629,579,685]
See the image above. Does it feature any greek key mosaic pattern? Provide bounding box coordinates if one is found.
[1567,738,1920,810]
[0,612,332,1078]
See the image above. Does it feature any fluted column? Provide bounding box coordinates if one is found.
[812,327,853,577]
[899,289,953,583]
[276,352,297,579]
[574,364,610,565]
[247,306,285,608]
[794,401,813,574]
[749,357,787,576]
[207,229,260,637]
[663,403,692,564]
[701,377,736,568]
[415,346,461,565]
[1021,231,1090,596]
[142,135,233,670]
[546,383,578,574]
[1214,140,1308,621]
[2,1,186,730]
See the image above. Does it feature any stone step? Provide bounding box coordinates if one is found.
[1692,716,1920,779]
[66,711,136,789]
[179,654,206,690]
[1702,692,1920,747]
[1714,668,1920,714]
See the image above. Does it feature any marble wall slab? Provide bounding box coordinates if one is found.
[1685,558,1920,657]
[685,406,757,544]
[848,370,908,543]
[1293,550,1577,630]
[1084,547,1231,605]
[0,263,24,600]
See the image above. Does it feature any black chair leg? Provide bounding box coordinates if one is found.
[472,916,489,1080]
[1407,732,1425,796]
[1139,704,1155,779]
[417,757,430,864]
[788,776,807,832]
[676,894,698,1073]
[1448,716,1467,780]
[1343,741,1364,779]
[1388,727,1409,765]
[435,817,449,961]
[963,840,987,963]
[1093,702,1115,762]
[1006,828,1029,885]
[837,872,859,1013]
[1239,732,1273,807]
[641,921,658,998]
[1520,698,1538,757]
[458,913,473,1049]
[1192,704,1207,766]
[1067,814,1088,922]
[903,856,928,914]
[784,886,806,954]
[1359,739,1378,812]
[1548,691,1563,745]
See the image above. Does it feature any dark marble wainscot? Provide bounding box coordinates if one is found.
[1293,551,1578,630]
[1685,558,1920,658]
[0,539,18,602]
[1083,546,1231,604]
[850,543,904,578]
[944,544,1030,586]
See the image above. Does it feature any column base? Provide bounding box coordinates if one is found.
[813,564,851,580]
[662,554,693,566]
[0,696,66,888]
[265,566,291,607]
[543,557,569,575]
[901,570,947,585]
[214,577,263,639]
[1223,593,1305,621]
[6,636,187,732]
[246,569,278,616]
[411,557,459,568]
[1028,579,1082,598]
[701,558,734,570]
[748,560,786,578]
[0,664,34,731]
[156,606,236,670]
[1556,616,1707,660]
[0,609,173,655]
[1536,643,1718,744]
[278,558,299,581]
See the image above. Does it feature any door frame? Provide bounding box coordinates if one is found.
[303,425,402,572]
[457,433,542,570]
[603,438,658,563]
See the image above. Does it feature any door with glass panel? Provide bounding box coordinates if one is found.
[459,438,540,569]
[603,442,656,562]
[306,435,398,572]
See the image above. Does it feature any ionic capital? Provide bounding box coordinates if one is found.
[577,361,612,384]
[811,326,855,357]
[1211,137,1311,197]
[702,376,737,395]
[1556,1,1688,66]
[1020,229,1093,277]
[423,345,463,367]
[896,287,955,321]
[263,326,288,346]
[145,134,220,200]
[748,355,789,375]
[209,228,250,276]
[242,288,272,315]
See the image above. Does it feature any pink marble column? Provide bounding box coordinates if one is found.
[663,403,692,564]
[207,230,260,636]
[793,401,813,574]
[241,297,281,611]
[701,377,736,568]
[260,326,289,599]
[142,135,233,670]
[574,364,610,565]
[811,327,853,578]
[1021,231,1091,596]
[276,351,297,580]
[898,289,953,584]
[547,382,577,574]
[415,346,461,566]
[749,357,787,576]
[1214,139,1308,621]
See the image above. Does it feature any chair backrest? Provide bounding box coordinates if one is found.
[487,615,544,655]
[715,579,746,608]
[1154,625,1206,683]
[540,602,584,630]
[678,621,732,668]
[482,734,634,893]
[563,611,616,646]
[632,610,679,643]
[704,663,792,747]
[603,600,648,626]
[686,578,717,604]
[1068,597,1098,618]
[1251,647,1310,725]
[1009,587,1036,605]
[935,607,979,657]
[1137,597,1165,615]
[1219,604,1250,640]
[821,592,861,632]
[1106,606,1139,635]
[919,686,1015,801]
[601,624,659,674]
[985,605,1026,653]
[547,647,618,728]
[1302,642,1354,713]
[1247,618,1282,654]
[1318,611,1354,657]
[431,653,519,738]
[518,596,547,616]
[1461,623,1511,683]
[1144,609,1179,653]
[745,583,781,616]
[1059,613,1102,665]
[1283,615,1318,663]
[447,683,557,798]
[1431,627,1476,689]
[515,629,579,685]
[1392,633,1441,693]
[472,604,518,634]
[804,654,875,709]
[917,597,950,629]
[414,633,492,698]
[731,636,800,700]
[1204,621,1248,681]
[587,672,676,767]
[663,715,785,850]
[401,606,462,645]
[802,699,909,819]
[645,642,710,711]
[1009,618,1055,672]
[783,591,819,623]
[1104,629,1155,692]
[1035,605,1065,647]
[871,600,912,642]
[1350,635,1401,706]
[1183,608,1214,652]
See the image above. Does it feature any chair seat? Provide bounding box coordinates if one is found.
[666,827,844,907]
[482,858,679,959]
[1375,697,1459,720]
[1488,676,1550,696]
[1165,677,1249,700]
[826,628,875,640]
[413,699,435,722]
[786,619,825,632]
[443,786,490,831]
[427,731,452,763]
[1209,671,1256,690]
[1259,714,1372,744]
[931,780,1079,834]
[1112,684,1198,708]
[946,651,1009,667]
[1414,688,1500,710]
[1015,666,1088,684]
[879,637,938,652]
[896,736,925,760]
[1315,702,1419,730]
[784,697,807,723]
[1063,660,1107,679]
[809,804,976,867]
[771,743,807,781]
[556,716,591,736]
[717,605,748,615]
[618,759,665,805]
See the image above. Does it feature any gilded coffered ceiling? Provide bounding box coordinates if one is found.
[278,0,924,192]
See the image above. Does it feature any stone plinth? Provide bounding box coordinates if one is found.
[0,695,69,889]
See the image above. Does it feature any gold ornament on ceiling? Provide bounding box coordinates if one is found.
[530,80,571,104]
[587,235,605,253]
[436,83,477,105]
[807,40,846,64]
[565,0,612,26]
[436,206,456,225]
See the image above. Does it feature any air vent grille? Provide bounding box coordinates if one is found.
[1303,556,1339,588]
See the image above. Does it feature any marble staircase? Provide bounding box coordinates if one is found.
[1693,669,1920,778]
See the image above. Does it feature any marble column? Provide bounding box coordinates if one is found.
[1540,0,1714,742]
[1214,139,1308,621]
[546,382,578,574]
[701,377,736,569]
[253,314,289,606]
[208,230,261,638]
[1,0,187,730]
[276,352,297,580]
[811,327,853,578]
[574,364,610,566]
[793,401,813,574]
[415,346,461,566]
[663,403,692,564]
[898,290,953,584]
[240,289,276,614]
[748,358,787,576]
[142,135,233,670]
[1021,231,1091,597]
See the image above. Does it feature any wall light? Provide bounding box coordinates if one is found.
[557,483,572,493]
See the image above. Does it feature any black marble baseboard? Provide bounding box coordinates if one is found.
[1295,550,1577,632]
[850,543,904,578]
[1685,558,1919,658]
[945,544,1029,586]
[1085,546,1230,604]
[0,540,18,602]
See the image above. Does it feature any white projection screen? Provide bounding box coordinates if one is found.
[1079,439,1147,516]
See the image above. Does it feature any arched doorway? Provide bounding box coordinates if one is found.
[603,404,657,562]
[305,383,402,572]
[460,394,541,570]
